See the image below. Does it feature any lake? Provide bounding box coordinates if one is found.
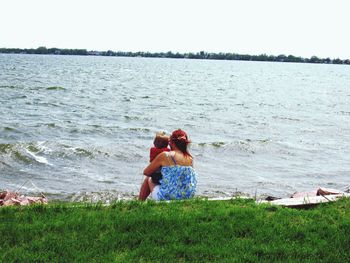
[1,54,349,201]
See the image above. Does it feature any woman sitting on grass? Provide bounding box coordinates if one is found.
[139,129,197,201]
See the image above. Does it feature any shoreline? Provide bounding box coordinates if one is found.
[1,48,350,65]
[3,186,349,207]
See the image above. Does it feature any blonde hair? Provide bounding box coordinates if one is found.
[153,132,169,148]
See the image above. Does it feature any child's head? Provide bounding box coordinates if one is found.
[153,132,169,149]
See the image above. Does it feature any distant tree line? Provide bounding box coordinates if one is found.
[0,47,349,65]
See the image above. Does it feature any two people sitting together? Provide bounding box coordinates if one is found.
[139,129,197,201]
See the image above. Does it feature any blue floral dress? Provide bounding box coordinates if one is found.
[157,165,197,200]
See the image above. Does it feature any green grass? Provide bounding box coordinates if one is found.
[1,198,350,262]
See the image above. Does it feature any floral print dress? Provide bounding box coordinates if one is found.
[157,154,197,200]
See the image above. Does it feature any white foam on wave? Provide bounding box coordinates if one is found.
[37,141,53,153]
[25,149,52,165]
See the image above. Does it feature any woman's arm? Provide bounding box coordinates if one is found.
[143,152,167,176]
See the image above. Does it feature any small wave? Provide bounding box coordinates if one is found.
[196,139,271,154]
[122,96,135,102]
[14,95,27,99]
[46,86,66,91]
[0,160,11,168]
[128,127,150,132]
[24,149,51,165]
[0,143,13,153]
[0,142,52,165]
[5,141,110,164]
[74,147,94,157]
[0,85,16,89]
[4,127,18,132]
[245,138,270,143]
[198,142,226,148]
[272,116,301,122]
[212,142,226,147]
[46,123,57,128]
[124,115,140,120]
[12,151,32,164]
[59,145,112,159]
[338,111,350,116]
[70,128,79,133]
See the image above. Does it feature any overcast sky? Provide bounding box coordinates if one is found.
[1,0,350,59]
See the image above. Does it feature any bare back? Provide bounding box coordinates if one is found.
[165,151,193,167]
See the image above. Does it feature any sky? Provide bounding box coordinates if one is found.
[1,0,350,59]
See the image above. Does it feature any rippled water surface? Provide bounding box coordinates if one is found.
[1,54,350,200]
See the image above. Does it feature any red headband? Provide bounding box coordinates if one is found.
[170,129,190,143]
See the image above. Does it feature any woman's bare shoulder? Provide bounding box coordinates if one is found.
[156,151,171,164]
[159,151,170,158]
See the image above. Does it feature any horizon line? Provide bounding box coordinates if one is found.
[1,46,349,65]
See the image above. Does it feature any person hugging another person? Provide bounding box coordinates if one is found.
[139,129,197,201]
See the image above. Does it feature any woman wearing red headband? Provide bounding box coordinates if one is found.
[139,129,197,201]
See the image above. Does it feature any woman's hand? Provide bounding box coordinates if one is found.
[143,152,167,176]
